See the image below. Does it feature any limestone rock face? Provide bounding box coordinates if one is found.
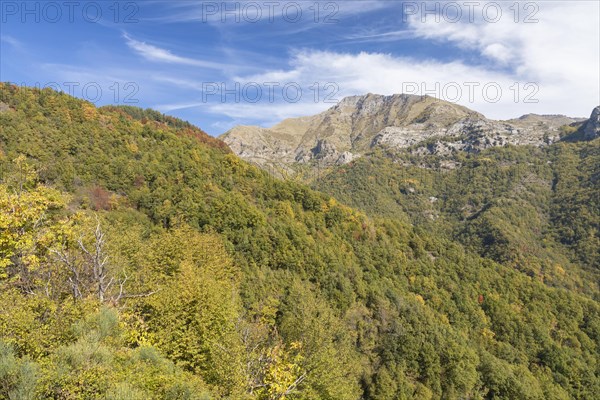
[219,94,586,171]
[584,106,600,140]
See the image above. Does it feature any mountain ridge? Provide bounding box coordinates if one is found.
[220,94,593,173]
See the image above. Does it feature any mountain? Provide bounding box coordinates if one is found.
[221,94,587,172]
[1,83,599,399]
[222,94,599,289]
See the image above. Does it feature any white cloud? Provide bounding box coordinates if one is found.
[153,101,207,112]
[406,1,599,100]
[231,50,520,118]
[342,29,416,43]
[219,1,599,121]
[123,33,233,70]
[207,101,330,126]
[0,35,22,49]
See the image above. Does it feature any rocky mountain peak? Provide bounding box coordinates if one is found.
[220,94,586,174]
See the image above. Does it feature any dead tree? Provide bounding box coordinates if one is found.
[52,216,155,304]
[77,219,112,302]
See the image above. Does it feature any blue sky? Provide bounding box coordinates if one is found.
[1,1,599,135]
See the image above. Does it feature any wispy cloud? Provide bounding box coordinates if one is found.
[150,0,392,24]
[123,33,233,70]
[342,29,416,43]
[0,35,23,49]
[154,101,208,112]
[207,101,329,127]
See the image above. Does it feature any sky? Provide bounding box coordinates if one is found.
[1,0,599,135]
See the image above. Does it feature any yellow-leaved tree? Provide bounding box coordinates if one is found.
[0,155,66,291]
[140,227,247,397]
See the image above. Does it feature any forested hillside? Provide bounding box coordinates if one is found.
[1,83,598,399]
[313,142,600,297]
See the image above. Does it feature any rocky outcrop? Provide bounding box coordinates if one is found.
[220,94,586,170]
[584,106,600,140]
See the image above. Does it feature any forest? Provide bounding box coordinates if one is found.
[0,83,598,399]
